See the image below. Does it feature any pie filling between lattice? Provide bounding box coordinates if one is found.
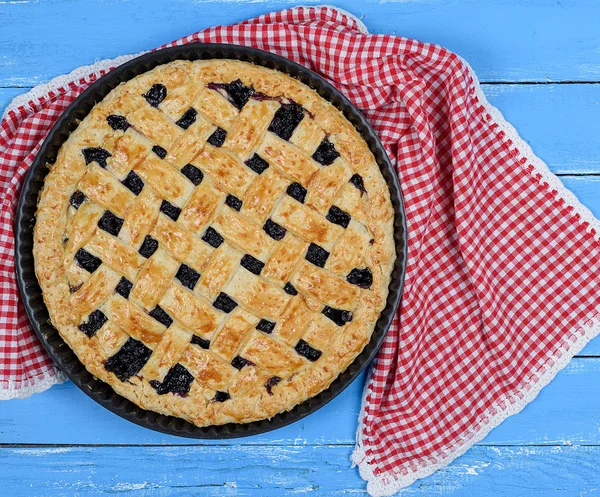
[33,59,396,427]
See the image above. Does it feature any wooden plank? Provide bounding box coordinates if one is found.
[0,0,600,86]
[5,357,600,446]
[0,87,22,112]
[3,444,600,496]
[482,84,600,175]
[3,84,600,176]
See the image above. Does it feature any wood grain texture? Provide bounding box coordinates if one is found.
[2,1,600,495]
[4,358,600,446]
[3,445,600,497]
[0,0,600,86]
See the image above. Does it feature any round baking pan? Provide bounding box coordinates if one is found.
[15,43,407,439]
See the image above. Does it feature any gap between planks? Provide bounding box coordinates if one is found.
[2,443,598,448]
[2,81,600,90]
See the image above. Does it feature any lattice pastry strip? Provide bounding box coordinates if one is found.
[77,163,136,218]
[326,219,372,277]
[168,112,215,168]
[64,201,105,263]
[140,324,192,382]
[305,158,353,214]
[69,265,122,326]
[223,268,292,319]
[179,344,237,392]
[192,144,255,198]
[258,132,320,185]
[159,283,223,338]
[209,308,259,361]
[189,86,239,130]
[271,195,344,249]
[239,331,306,377]
[211,208,276,260]
[108,130,154,177]
[150,215,213,271]
[120,188,162,249]
[241,166,290,225]
[127,105,183,150]
[223,99,279,158]
[130,247,180,310]
[156,81,203,121]
[196,243,242,301]
[85,230,145,281]
[289,260,360,310]
[102,295,165,356]
[262,233,307,287]
[134,153,194,206]
[289,114,327,156]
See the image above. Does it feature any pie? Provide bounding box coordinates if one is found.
[33,59,396,427]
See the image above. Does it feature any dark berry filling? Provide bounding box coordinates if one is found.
[208,79,255,110]
[143,83,167,107]
[256,319,276,334]
[225,194,242,211]
[191,335,210,349]
[149,363,194,396]
[75,248,102,273]
[98,210,124,236]
[213,292,238,313]
[121,170,144,195]
[212,390,231,402]
[69,282,83,294]
[286,182,307,203]
[231,355,254,370]
[244,154,270,174]
[263,219,286,241]
[82,147,111,168]
[104,337,152,382]
[283,282,298,296]
[347,267,373,289]
[265,376,282,395]
[207,127,227,147]
[181,163,204,186]
[202,227,224,248]
[115,277,133,299]
[152,145,167,159]
[138,235,159,258]
[149,305,173,328]
[326,205,351,229]
[312,138,340,166]
[305,243,329,268]
[268,102,304,140]
[175,264,200,290]
[107,115,130,132]
[69,190,86,209]
[78,309,107,337]
[295,339,322,362]
[160,200,181,221]
[240,254,265,275]
[349,173,366,194]
[175,108,197,130]
[322,306,353,327]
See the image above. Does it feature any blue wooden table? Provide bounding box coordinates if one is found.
[2,1,600,495]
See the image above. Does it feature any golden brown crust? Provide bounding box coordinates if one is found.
[33,59,395,426]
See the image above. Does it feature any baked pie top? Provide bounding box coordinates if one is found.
[33,59,395,427]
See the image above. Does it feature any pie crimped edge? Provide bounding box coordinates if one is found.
[33,59,396,427]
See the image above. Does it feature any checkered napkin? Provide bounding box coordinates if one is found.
[2,5,600,494]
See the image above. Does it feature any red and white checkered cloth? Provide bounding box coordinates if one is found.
[2,6,600,494]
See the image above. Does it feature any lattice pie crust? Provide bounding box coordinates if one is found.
[33,60,395,426]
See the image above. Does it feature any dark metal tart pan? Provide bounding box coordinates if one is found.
[15,43,407,439]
